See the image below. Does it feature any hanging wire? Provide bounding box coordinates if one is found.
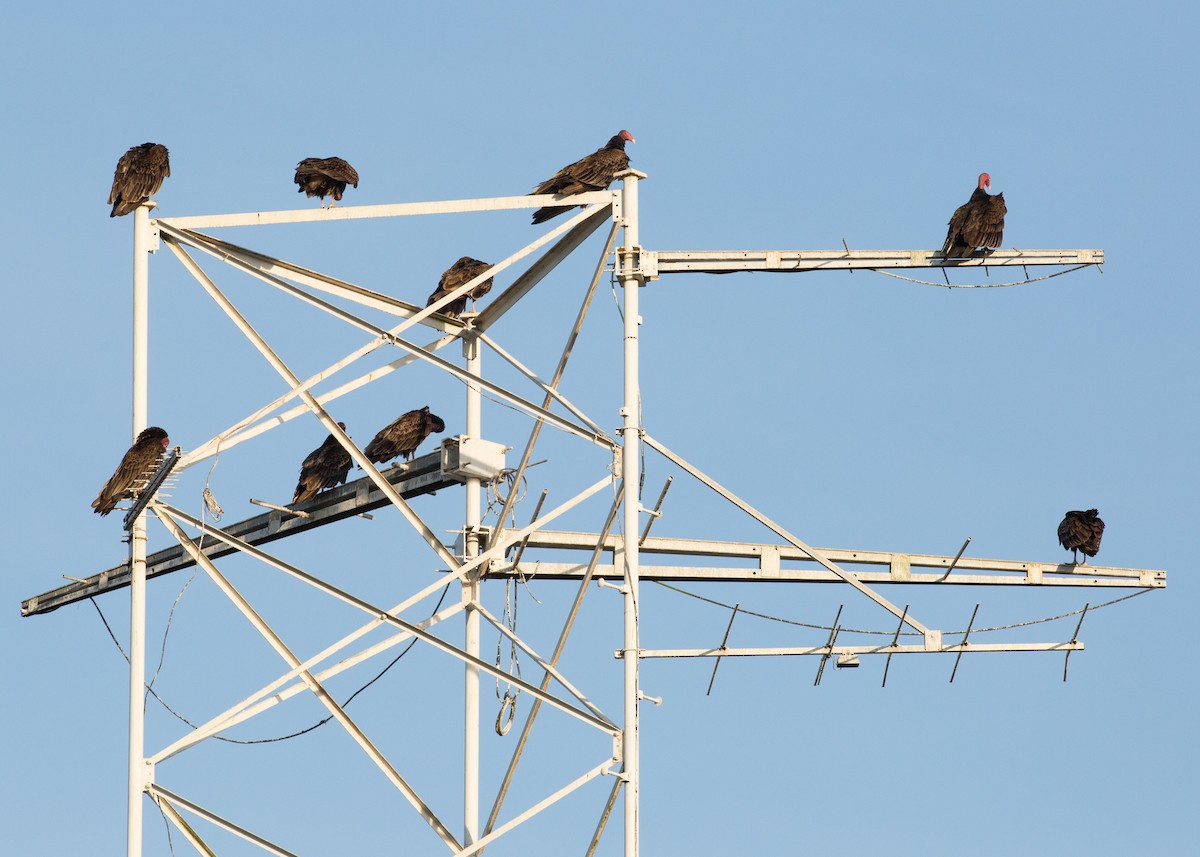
[871,262,1094,289]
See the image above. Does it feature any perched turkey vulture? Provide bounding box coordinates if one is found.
[364,406,446,464]
[531,130,635,224]
[941,172,1007,258]
[92,427,170,515]
[1057,508,1105,564]
[109,143,170,217]
[292,423,353,505]
[294,157,359,207]
[426,257,494,318]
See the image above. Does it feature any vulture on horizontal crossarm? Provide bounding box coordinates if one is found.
[364,407,446,465]
[531,130,635,224]
[426,257,494,318]
[293,423,353,505]
[941,172,1006,258]
[92,427,170,515]
[294,157,359,207]
[109,143,170,217]
[1057,508,1105,565]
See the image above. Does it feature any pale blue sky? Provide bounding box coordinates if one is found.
[3,2,1196,855]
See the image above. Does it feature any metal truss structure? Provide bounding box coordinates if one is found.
[22,173,1163,857]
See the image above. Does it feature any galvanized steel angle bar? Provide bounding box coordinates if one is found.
[149,785,300,857]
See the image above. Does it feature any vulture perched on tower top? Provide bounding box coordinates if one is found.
[292,423,353,505]
[294,157,359,207]
[426,257,495,318]
[364,407,446,465]
[531,130,635,224]
[92,427,170,515]
[1057,508,1105,564]
[109,143,170,217]
[941,172,1006,258]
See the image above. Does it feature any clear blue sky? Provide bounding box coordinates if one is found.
[4,2,1196,854]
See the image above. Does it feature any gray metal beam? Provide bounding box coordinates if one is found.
[644,248,1103,276]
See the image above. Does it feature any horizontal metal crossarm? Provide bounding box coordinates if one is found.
[155,191,618,230]
[642,248,1104,276]
[635,641,1085,659]
[21,453,454,616]
[488,531,1166,588]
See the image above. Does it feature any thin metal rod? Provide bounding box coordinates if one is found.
[881,605,909,688]
[464,328,482,848]
[485,221,620,552]
[642,433,933,639]
[484,487,623,838]
[814,605,844,686]
[587,772,624,857]
[639,477,673,546]
[151,794,217,857]
[508,490,549,571]
[149,786,300,857]
[950,604,980,683]
[706,603,740,696]
[938,536,973,582]
[1064,602,1089,682]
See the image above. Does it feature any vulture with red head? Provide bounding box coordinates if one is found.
[364,407,446,464]
[109,143,170,217]
[1057,508,1105,564]
[92,427,170,515]
[294,157,359,207]
[531,130,635,224]
[941,172,1006,258]
[426,257,494,318]
[293,423,353,505]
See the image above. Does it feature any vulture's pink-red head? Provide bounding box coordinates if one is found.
[618,130,635,144]
[977,172,992,190]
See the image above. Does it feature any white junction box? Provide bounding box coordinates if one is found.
[440,435,508,483]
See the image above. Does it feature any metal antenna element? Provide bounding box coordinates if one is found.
[881,604,910,688]
[814,604,844,686]
[949,603,980,683]
[706,603,740,696]
[122,447,182,531]
[508,489,549,571]
[639,477,673,545]
[938,536,973,582]
[1064,603,1089,682]
[249,498,311,519]
[842,238,854,275]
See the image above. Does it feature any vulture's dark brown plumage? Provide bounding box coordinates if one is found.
[427,257,494,318]
[292,423,353,505]
[531,130,635,224]
[109,143,171,217]
[92,427,170,515]
[941,172,1007,258]
[364,406,446,464]
[1057,508,1105,564]
[294,157,360,207]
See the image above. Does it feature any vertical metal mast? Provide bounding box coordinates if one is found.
[463,324,482,848]
[127,202,152,857]
[618,171,643,857]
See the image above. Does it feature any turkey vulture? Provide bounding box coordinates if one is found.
[1057,508,1105,564]
[292,423,353,505]
[941,172,1006,258]
[109,143,170,217]
[294,157,359,207]
[426,257,494,318]
[364,406,446,464]
[92,427,170,515]
[531,130,635,224]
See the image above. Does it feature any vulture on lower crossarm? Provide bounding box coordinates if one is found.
[364,407,446,465]
[294,157,359,207]
[941,172,1006,258]
[92,427,170,515]
[292,423,353,505]
[109,143,170,217]
[426,257,494,318]
[1057,508,1105,564]
[531,130,635,224]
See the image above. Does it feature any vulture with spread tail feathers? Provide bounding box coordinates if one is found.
[109,143,170,217]
[531,131,634,224]
[292,423,353,505]
[941,172,1006,258]
[1057,508,1105,564]
[427,257,494,318]
[92,427,170,515]
[294,157,359,207]
[364,407,446,464]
